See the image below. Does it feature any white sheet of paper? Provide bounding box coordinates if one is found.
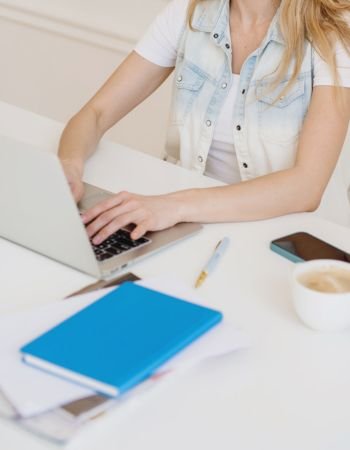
[137,276,249,372]
[0,277,248,418]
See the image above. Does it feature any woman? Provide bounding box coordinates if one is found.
[59,0,350,245]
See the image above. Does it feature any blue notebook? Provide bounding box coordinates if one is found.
[21,283,222,396]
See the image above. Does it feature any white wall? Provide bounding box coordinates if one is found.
[0,1,172,158]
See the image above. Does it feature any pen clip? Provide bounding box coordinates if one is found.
[214,239,222,250]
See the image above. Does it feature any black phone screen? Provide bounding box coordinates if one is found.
[271,232,350,262]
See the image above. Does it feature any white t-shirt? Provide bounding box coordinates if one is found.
[135,0,350,184]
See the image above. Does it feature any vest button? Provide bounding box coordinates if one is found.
[242,89,246,95]
[225,43,230,49]
[177,75,183,82]
[198,156,204,163]
[236,125,241,131]
[206,120,212,127]
[243,163,248,168]
[221,82,227,89]
[213,33,219,39]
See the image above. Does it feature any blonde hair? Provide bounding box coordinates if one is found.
[187,0,350,98]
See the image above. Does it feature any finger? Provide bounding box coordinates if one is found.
[131,221,150,240]
[82,191,130,224]
[86,200,140,238]
[92,210,145,245]
[82,191,131,224]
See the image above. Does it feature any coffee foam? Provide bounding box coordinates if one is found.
[298,267,350,294]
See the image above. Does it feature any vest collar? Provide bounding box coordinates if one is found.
[191,0,228,33]
[191,0,285,47]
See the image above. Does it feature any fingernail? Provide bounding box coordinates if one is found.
[93,237,101,245]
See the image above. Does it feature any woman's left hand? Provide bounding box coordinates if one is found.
[81,191,185,244]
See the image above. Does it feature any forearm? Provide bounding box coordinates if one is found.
[58,106,101,174]
[174,167,321,223]
[58,52,173,173]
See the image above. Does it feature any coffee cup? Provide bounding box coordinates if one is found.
[291,259,350,331]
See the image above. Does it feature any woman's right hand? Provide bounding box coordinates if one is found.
[60,160,84,203]
[57,52,173,204]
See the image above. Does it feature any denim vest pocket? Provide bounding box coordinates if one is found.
[173,63,207,125]
[257,77,305,145]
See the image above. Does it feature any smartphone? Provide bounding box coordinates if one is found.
[270,232,350,263]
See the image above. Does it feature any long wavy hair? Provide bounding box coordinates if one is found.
[187,0,350,98]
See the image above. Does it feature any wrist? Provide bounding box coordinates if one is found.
[167,189,200,223]
[59,157,84,178]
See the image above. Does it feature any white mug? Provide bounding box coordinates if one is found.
[291,260,350,332]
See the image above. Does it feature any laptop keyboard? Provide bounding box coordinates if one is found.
[91,229,151,262]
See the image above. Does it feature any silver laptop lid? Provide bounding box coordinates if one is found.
[0,136,101,278]
[80,183,203,279]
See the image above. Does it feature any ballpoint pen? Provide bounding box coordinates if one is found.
[195,237,230,288]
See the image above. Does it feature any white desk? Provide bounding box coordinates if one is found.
[1,101,350,450]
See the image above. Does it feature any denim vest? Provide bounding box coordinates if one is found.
[165,0,314,181]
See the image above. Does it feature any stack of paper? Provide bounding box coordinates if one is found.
[0,277,249,443]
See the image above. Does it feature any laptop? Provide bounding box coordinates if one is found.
[0,136,202,279]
